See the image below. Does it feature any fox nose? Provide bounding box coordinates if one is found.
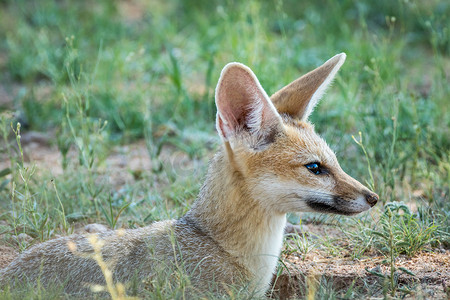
[365,192,379,207]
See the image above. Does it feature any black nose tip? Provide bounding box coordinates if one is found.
[366,192,379,207]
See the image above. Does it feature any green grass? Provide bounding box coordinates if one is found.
[0,0,449,298]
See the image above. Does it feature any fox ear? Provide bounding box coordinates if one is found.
[271,53,346,121]
[215,62,282,146]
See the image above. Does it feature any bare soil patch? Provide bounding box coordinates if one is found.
[272,224,450,299]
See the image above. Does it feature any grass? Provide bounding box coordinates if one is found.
[0,0,449,298]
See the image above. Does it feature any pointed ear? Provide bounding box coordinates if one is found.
[215,62,282,147]
[270,53,346,121]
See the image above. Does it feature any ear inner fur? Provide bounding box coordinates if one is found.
[270,53,346,120]
[215,62,282,145]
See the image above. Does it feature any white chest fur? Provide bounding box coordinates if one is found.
[245,215,286,293]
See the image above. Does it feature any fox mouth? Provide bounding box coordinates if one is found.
[305,196,362,216]
[278,191,371,215]
[306,201,355,215]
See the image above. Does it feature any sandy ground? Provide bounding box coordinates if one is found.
[272,224,450,299]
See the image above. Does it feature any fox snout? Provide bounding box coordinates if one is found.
[323,188,378,216]
[329,171,379,215]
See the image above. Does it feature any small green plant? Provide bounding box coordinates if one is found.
[352,131,375,192]
[62,37,110,215]
[8,122,53,248]
[314,277,357,300]
[339,217,375,260]
[51,179,72,235]
[372,202,438,257]
[417,204,450,248]
[293,232,316,262]
[99,195,131,230]
[367,202,437,296]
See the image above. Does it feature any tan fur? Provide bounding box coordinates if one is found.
[0,53,378,296]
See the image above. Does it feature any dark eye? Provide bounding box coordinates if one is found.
[305,162,322,175]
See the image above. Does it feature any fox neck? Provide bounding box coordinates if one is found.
[185,148,286,291]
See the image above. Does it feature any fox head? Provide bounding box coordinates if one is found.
[215,53,378,216]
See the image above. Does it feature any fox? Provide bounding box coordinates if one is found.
[0,53,378,296]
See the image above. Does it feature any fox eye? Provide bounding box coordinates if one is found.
[305,162,322,175]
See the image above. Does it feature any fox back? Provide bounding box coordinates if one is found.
[0,53,378,296]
